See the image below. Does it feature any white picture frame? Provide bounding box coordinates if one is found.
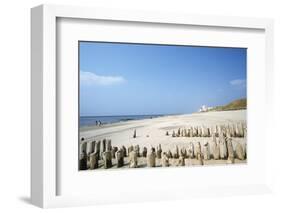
[31,4,274,208]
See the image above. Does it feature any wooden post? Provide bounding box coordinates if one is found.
[102,151,112,169]
[116,149,124,168]
[203,142,210,160]
[161,152,169,167]
[129,151,138,168]
[226,137,234,163]
[147,148,156,167]
[89,152,99,169]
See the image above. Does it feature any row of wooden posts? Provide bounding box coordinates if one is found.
[167,123,246,138]
[79,134,246,170]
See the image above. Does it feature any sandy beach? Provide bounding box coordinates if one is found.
[79,110,247,169]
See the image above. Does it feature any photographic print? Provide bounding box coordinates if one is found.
[79,42,247,171]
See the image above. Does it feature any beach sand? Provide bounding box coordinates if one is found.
[80,110,247,168]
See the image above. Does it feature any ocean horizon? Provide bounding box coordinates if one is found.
[80,114,166,127]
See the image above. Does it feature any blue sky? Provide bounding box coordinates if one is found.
[79,42,246,116]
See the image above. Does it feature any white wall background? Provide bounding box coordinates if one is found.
[0,0,280,212]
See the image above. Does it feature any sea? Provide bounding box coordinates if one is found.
[80,114,164,127]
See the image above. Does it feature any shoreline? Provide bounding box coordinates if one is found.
[80,110,246,133]
[79,113,178,131]
[79,113,177,132]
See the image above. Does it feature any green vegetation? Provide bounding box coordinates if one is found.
[210,98,247,111]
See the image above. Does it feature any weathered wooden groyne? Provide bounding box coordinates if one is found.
[170,122,246,138]
[79,130,247,170]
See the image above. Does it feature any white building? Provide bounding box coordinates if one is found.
[198,105,213,112]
